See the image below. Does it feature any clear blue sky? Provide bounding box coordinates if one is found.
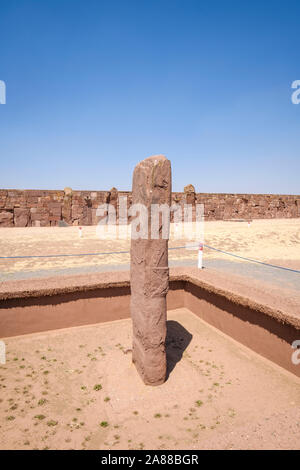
[0,0,299,194]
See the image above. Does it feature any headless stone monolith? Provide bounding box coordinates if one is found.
[130,155,171,386]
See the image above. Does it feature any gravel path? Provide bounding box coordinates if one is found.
[1,257,299,293]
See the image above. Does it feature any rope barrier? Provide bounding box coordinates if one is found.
[0,246,188,259]
[202,244,300,274]
[0,244,299,274]
[0,250,130,259]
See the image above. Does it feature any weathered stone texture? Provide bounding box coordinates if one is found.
[0,211,13,227]
[0,187,299,227]
[14,208,30,227]
[184,184,196,204]
[130,155,171,386]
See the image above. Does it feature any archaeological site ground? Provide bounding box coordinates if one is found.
[0,155,299,451]
[2,0,300,458]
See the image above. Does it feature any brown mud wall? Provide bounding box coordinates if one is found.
[1,279,299,378]
[0,188,299,227]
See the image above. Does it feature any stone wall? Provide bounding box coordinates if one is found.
[0,187,299,227]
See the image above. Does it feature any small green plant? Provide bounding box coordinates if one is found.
[47,420,58,427]
[93,384,102,391]
[38,399,47,406]
[154,413,162,418]
[34,414,46,420]
[100,421,109,428]
[104,396,110,402]
[6,415,15,421]
[195,400,203,407]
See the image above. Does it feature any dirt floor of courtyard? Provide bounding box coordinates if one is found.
[1,308,299,450]
[0,219,299,275]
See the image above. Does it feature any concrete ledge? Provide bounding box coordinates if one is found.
[0,267,299,377]
[1,267,299,328]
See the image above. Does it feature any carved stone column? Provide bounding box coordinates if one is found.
[130,155,171,385]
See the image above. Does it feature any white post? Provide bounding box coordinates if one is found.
[78,226,83,238]
[0,341,6,365]
[198,243,203,269]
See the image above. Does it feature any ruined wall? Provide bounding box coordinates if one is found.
[0,187,299,227]
[0,188,132,227]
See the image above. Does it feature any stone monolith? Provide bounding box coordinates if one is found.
[130,155,171,386]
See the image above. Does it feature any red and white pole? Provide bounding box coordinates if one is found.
[198,242,203,269]
[78,226,83,238]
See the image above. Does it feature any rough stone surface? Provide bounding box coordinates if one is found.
[0,188,299,227]
[184,184,196,204]
[130,155,171,386]
[14,208,30,227]
[0,211,13,227]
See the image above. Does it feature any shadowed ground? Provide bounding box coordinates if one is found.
[1,308,299,450]
[166,320,193,379]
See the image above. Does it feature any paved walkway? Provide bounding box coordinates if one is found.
[1,257,299,293]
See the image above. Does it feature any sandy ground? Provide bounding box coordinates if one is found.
[0,219,299,277]
[0,308,299,450]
